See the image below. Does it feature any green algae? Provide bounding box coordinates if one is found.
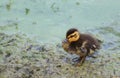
[0,23,18,32]
[76,2,80,5]
[100,27,120,37]
[51,2,59,13]
[25,8,30,15]
[6,0,13,11]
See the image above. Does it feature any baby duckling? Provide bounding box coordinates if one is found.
[62,28,101,66]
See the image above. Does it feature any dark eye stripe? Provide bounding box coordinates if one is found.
[74,34,77,38]
[68,34,77,38]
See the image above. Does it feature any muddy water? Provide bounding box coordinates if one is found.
[0,22,120,78]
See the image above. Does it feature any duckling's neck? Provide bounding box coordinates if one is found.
[70,37,83,48]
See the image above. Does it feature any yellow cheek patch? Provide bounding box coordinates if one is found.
[67,31,80,42]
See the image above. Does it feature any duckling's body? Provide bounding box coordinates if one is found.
[62,28,101,66]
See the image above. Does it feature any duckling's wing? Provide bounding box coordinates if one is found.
[79,47,87,53]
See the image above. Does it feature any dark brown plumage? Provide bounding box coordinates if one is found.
[62,28,101,66]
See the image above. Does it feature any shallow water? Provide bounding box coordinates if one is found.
[0,1,120,77]
[0,24,120,78]
[0,0,120,42]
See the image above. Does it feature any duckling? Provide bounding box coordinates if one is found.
[62,28,101,66]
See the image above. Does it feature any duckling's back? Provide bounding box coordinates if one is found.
[80,34,101,51]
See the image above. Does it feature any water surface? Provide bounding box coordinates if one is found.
[0,0,120,42]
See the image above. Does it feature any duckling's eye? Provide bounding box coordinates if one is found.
[70,35,74,38]
[68,34,77,39]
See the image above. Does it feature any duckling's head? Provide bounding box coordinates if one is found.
[66,28,80,43]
